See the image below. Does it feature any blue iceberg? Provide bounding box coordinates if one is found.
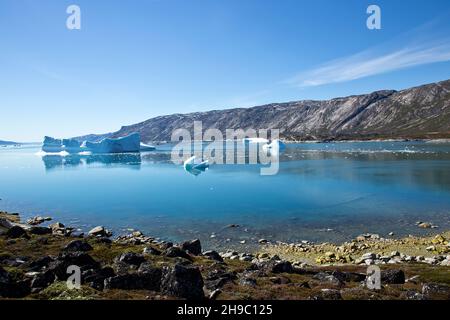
[85,133,141,153]
[41,133,155,154]
[42,136,64,153]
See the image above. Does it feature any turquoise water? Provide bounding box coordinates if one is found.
[1,141,450,250]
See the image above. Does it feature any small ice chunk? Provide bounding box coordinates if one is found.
[184,156,209,176]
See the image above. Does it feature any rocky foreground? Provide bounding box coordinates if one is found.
[1,211,450,300]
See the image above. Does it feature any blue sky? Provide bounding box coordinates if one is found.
[1,0,450,141]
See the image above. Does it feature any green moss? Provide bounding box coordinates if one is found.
[36,282,100,300]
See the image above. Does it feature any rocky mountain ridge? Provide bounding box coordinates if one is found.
[77,79,450,142]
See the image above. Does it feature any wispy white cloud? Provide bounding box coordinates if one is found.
[287,40,450,88]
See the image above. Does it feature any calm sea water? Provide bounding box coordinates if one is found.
[1,141,450,251]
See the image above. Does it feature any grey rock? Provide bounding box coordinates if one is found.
[313,272,344,286]
[164,247,192,261]
[181,239,202,255]
[161,264,204,300]
[49,252,100,280]
[116,252,146,266]
[83,267,115,291]
[203,250,223,262]
[63,240,93,252]
[422,283,450,299]
[143,246,161,256]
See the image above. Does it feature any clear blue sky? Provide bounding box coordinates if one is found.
[1,0,450,141]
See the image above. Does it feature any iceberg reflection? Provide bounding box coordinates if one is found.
[42,153,142,171]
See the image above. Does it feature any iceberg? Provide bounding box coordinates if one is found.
[85,133,141,153]
[62,138,83,153]
[140,142,156,151]
[184,156,209,176]
[41,133,155,154]
[242,137,269,145]
[42,136,64,153]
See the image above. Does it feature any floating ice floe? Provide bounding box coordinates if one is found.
[242,137,269,145]
[183,156,209,176]
[140,142,156,151]
[41,132,156,154]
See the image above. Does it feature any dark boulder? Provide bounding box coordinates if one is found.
[315,289,343,300]
[63,240,93,252]
[422,283,450,299]
[143,246,161,256]
[49,252,100,280]
[0,266,30,298]
[332,270,366,283]
[313,272,344,287]
[160,242,173,250]
[271,260,294,273]
[161,264,204,300]
[254,260,294,274]
[83,267,115,291]
[94,237,112,244]
[203,250,223,262]
[380,269,405,284]
[30,270,55,292]
[404,290,427,300]
[0,266,12,297]
[269,276,291,284]
[6,226,29,239]
[204,269,236,291]
[164,247,192,261]
[29,226,52,235]
[104,264,161,291]
[181,239,202,255]
[116,252,146,266]
[238,272,257,287]
[29,256,54,272]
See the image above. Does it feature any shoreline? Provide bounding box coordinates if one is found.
[2,137,450,147]
[1,210,450,300]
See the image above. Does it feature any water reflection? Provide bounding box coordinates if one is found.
[42,153,142,170]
